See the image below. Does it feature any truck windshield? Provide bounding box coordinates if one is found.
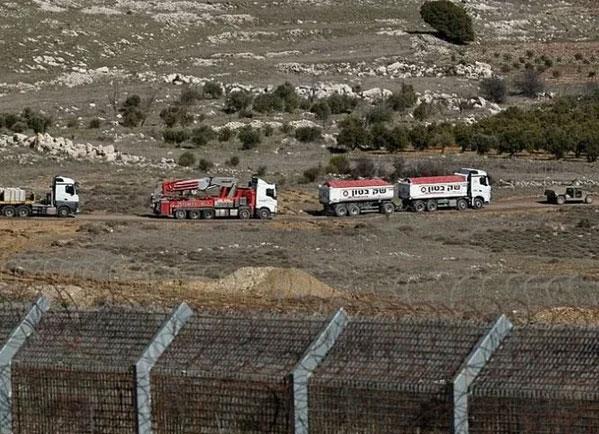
[65,185,75,195]
[266,188,276,199]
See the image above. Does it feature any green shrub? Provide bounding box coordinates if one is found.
[256,165,267,176]
[326,155,351,174]
[178,151,196,167]
[197,158,214,171]
[387,83,417,112]
[238,126,261,149]
[179,86,203,105]
[470,133,497,154]
[88,118,102,129]
[420,0,475,44]
[327,93,358,114]
[162,128,190,144]
[273,82,299,112]
[253,93,284,113]
[310,100,332,123]
[25,113,52,134]
[294,126,322,142]
[336,117,371,150]
[203,81,223,99]
[67,118,78,128]
[119,94,145,127]
[224,90,253,114]
[218,127,235,142]
[413,102,434,121]
[11,121,27,133]
[409,124,431,150]
[160,106,192,128]
[369,124,409,151]
[480,77,507,103]
[366,103,393,125]
[262,124,274,137]
[302,166,322,183]
[227,155,240,167]
[516,70,545,97]
[280,123,293,135]
[351,158,382,178]
[191,126,216,147]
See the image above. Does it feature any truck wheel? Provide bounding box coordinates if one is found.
[257,207,271,219]
[473,197,484,209]
[347,204,360,217]
[57,207,70,218]
[202,209,215,219]
[456,199,468,211]
[426,200,438,212]
[334,204,348,217]
[556,195,566,205]
[174,209,187,220]
[381,202,395,215]
[16,206,30,218]
[3,206,16,218]
[413,201,425,213]
[239,208,251,219]
[585,195,593,204]
[188,210,200,220]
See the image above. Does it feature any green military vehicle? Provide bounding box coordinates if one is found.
[544,186,594,205]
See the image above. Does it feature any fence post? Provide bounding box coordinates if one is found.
[135,303,193,434]
[0,296,50,434]
[453,314,513,434]
[292,308,349,434]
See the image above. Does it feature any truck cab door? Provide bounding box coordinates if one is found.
[471,175,491,203]
[54,182,80,212]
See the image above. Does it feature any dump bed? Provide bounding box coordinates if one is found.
[319,179,395,205]
[397,175,468,200]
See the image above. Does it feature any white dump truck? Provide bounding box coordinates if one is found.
[0,176,80,218]
[319,178,397,216]
[397,168,491,212]
[320,168,491,216]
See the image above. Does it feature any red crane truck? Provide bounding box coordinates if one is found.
[151,176,277,220]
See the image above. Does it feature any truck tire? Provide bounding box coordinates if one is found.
[188,210,200,220]
[239,207,251,220]
[202,209,215,219]
[347,204,360,217]
[334,204,348,217]
[456,199,468,211]
[556,195,566,205]
[473,197,484,209]
[426,200,438,212]
[174,209,187,220]
[57,206,70,218]
[16,206,30,218]
[381,202,395,215]
[585,195,593,204]
[257,207,271,219]
[3,206,16,218]
[412,200,425,213]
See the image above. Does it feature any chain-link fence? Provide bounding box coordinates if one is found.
[0,299,596,434]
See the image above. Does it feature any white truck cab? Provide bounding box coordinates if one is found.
[52,176,80,215]
[455,168,491,206]
[251,177,277,216]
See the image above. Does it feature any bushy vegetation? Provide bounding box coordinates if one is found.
[420,0,475,44]
[327,93,359,114]
[294,126,322,142]
[458,94,599,160]
[178,151,196,167]
[238,126,261,149]
[386,84,418,112]
[310,100,332,124]
[0,108,52,134]
[162,128,191,145]
[224,90,254,114]
[203,81,223,99]
[160,105,193,128]
[302,166,322,183]
[179,86,203,105]
[226,155,240,167]
[218,127,235,142]
[88,118,102,129]
[190,126,216,147]
[480,77,508,103]
[197,158,214,171]
[515,69,545,97]
[119,95,146,127]
[326,155,351,174]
